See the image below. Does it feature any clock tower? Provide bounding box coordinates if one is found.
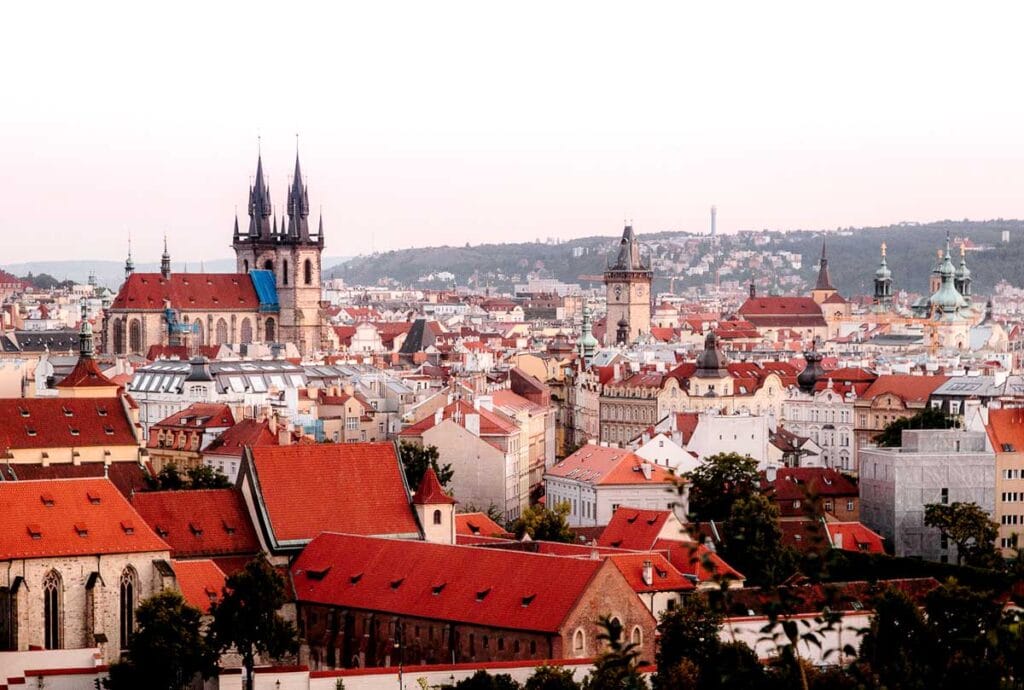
[604,223,653,345]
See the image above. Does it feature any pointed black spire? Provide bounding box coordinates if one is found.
[287,150,310,240]
[248,153,273,239]
[232,213,240,241]
[124,234,135,279]
[814,238,834,291]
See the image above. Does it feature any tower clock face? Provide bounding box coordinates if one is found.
[636,285,645,297]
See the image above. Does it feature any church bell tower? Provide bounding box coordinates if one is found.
[603,223,653,345]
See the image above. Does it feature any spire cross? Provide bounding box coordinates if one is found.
[881,242,886,257]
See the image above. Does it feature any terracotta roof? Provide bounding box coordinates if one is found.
[56,357,117,389]
[0,398,138,450]
[604,372,665,389]
[249,443,420,544]
[400,400,519,438]
[455,513,511,538]
[597,508,676,550]
[986,407,1024,453]
[607,553,695,593]
[412,467,456,505]
[0,462,152,498]
[147,403,235,447]
[146,345,220,361]
[111,272,261,312]
[548,446,674,487]
[762,468,858,503]
[674,413,699,445]
[859,375,949,404]
[130,488,260,558]
[653,539,745,584]
[738,297,825,317]
[724,578,939,617]
[172,559,225,613]
[0,478,168,559]
[291,532,606,633]
[203,419,279,458]
[827,522,885,554]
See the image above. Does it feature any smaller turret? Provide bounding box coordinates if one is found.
[160,235,171,279]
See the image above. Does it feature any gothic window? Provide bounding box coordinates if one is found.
[194,319,205,346]
[433,509,442,525]
[265,318,276,342]
[304,259,313,285]
[243,259,250,272]
[43,570,61,650]
[631,626,642,646]
[119,567,137,650]
[263,259,274,272]
[112,318,125,355]
[573,628,585,656]
[282,259,289,286]
[239,318,253,344]
[128,319,142,354]
[215,318,228,345]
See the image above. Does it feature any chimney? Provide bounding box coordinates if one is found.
[640,462,652,480]
[465,412,480,437]
[267,413,278,436]
[434,408,444,426]
[833,530,843,550]
[278,420,292,446]
[476,395,493,412]
[642,560,653,587]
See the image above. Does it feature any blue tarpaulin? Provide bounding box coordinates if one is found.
[249,270,280,313]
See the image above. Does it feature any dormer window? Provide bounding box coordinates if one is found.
[27,524,42,539]
[188,522,203,536]
[18,407,29,417]
[62,407,73,417]
[349,572,363,584]
[87,492,101,505]
[476,587,491,602]
[69,428,80,436]
[390,578,405,590]
[432,583,446,595]
[97,408,108,417]
[40,493,55,507]
[25,428,36,436]
[74,523,88,537]
[120,521,135,535]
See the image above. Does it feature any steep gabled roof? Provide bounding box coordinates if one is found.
[986,407,1024,453]
[172,559,225,613]
[859,375,949,404]
[110,273,261,312]
[131,488,260,558]
[598,508,677,550]
[56,357,117,390]
[455,512,511,538]
[0,478,168,559]
[248,443,420,546]
[203,419,279,458]
[548,447,674,487]
[0,398,138,450]
[653,539,745,584]
[412,467,456,505]
[0,462,151,498]
[291,532,606,633]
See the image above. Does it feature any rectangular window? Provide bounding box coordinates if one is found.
[846,499,854,512]
[941,488,949,505]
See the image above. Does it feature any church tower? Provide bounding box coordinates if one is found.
[232,150,324,355]
[603,224,652,345]
[872,242,893,312]
[810,239,837,304]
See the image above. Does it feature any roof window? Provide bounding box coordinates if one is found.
[74,523,89,537]
[306,566,331,581]
[390,577,405,590]
[521,594,536,607]
[476,587,491,602]
[40,493,55,507]
[87,492,101,505]
[120,521,135,535]
[432,582,447,595]
[349,572,363,584]
[189,521,203,536]
[27,524,42,539]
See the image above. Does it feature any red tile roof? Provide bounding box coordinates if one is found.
[673,413,700,445]
[762,468,858,503]
[547,447,674,487]
[597,508,677,550]
[859,375,949,404]
[203,419,279,458]
[172,559,225,613]
[146,345,220,361]
[652,539,745,584]
[0,478,168,559]
[455,513,511,538]
[607,553,694,593]
[111,272,260,312]
[56,357,117,390]
[399,400,519,438]
[738,297,825,319]
[130,488,260,558]
[0,462,152,498]
[291,532,606,633]
[986,408,1024,453]
[0,398,138,450]
[248,443,420,544]
[150,403,235,431]
[827,522,885,554]
[412,467,456,505]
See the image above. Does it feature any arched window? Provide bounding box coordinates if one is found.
[112,318,125,355]
[282,259,289,286]
[263,259,274,272]
[432,509,442,525]
[215,318,228,345]
[265,318,276,342]
[194,319,205,347]
[631,626,642,646]
[43,570,61,650]
[572,628,585,656]
[128,319,142,354]
[304,259,313,285]
[243,259,250,273]
[119,567,137,650]
[239,318,253,344]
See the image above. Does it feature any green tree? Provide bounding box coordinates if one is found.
[151,462,185,490]
[209,555,298,690]
[722,493,792,586]
[686,453,760,521]
[654,595,722,690]
[399,442,453,490]
[855,587,932,690]
[105,591,217,690]
[584,616,648,690]
[186,464,231,489]
[455,670,522,690]
[924,502,999,567]
[525,666,581,690]
[511,502,575,543]
[925,580,1003,690]
[873,407,959,447]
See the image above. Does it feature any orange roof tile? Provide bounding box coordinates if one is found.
[860,375,949,403]
[412,467,456,505]
[455,512,510,538]
[172,559,226,613]
[111,273,260,312]
[547,446,674,487]
[131,488,260,558]
[0,398,138,450]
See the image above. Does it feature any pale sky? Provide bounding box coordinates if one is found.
[3,1,1024,263]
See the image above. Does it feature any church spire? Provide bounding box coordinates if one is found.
[78,300,94,359]
[287,148,310,240]
[124,234,135,280]
[248,152,273,239]
[161,234,171,279]
[814,238,834,291]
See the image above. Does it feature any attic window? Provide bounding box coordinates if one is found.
[349,572,363,585]
[18,407,29,417]
[189,522,203,536]
[25,428,36,436]
[40,493,55,507]
[222,520,236,535]
[1004,443,1016,452]
[120,521,135,535]
[27,524,42,539]
[69,428,80,436]
[646,517,658,525]
[656,567,668,578]
[610,540,623,548]
[87,492,101,505]
[306,566,331,581]
[62,407,73,417]
[155,525,169,538]
[97,407,108,417]
[521,594,536,607]
[74,523,89,537]
[476,587,491,602]
[626,514,638,524]
[432,582,447,595]
[390,577,405,590]
[104,426,115,435]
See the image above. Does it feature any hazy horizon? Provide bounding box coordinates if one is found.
[4,1,1024,263]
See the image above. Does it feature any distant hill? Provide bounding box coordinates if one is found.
[1,256,352,289]
[326,220,1024,297]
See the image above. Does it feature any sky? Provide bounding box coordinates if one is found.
[3,1,1024,263]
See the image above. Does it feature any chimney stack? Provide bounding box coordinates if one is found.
[642,560,653,586]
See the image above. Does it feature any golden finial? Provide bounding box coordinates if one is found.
[960,242,966,257]
[881,242,887,257]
